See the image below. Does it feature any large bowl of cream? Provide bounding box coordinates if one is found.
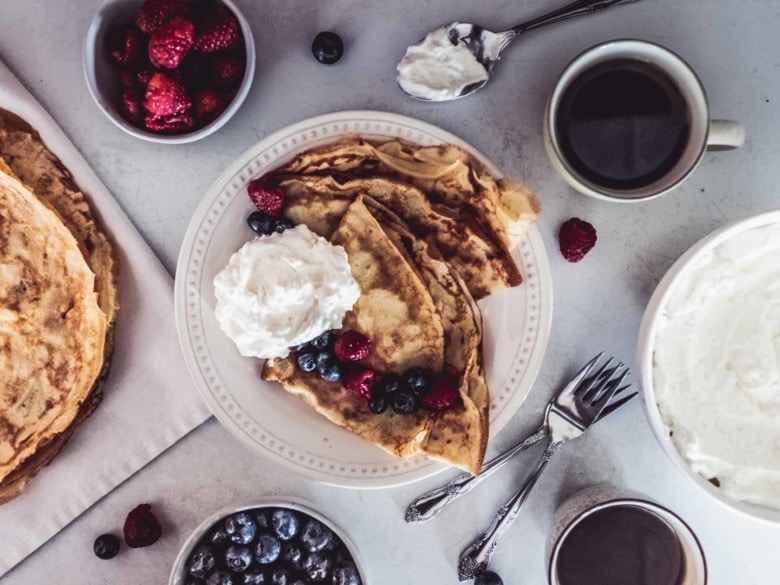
[638,210,780,524]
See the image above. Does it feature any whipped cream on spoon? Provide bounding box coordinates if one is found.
[397,0,641,102]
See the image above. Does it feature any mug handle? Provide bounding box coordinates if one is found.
[707,120,745,151]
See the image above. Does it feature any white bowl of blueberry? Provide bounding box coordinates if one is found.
[170,500,365,585]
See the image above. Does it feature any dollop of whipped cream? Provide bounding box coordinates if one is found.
[396,25,489,101]
[654,223,780,511]
[214,224,360,360]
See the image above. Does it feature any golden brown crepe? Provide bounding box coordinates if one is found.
[0,163,107,487]
[0,109,118,502]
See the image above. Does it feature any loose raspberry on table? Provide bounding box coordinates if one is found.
[145,111,195,134]
[422,374,463,412]
[193,5,241,54]
[334,331,371,363]
[343,367,375,401]
[148,16,195,69]
[208,54,243,87]
[193,88,226,124]
[123,504,162,548]
[136,0,190,34]
[247,176,286,216]
[107,25,146,66]
[558,217,597,263]
[143,72,191,117]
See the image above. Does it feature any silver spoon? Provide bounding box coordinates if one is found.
[397,0,642,101]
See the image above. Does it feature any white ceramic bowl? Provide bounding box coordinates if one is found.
[83,0,255,144]
[169,498,367,584]
[637,210,780,524]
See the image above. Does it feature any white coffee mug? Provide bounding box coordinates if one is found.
[544,39,745,202]
[548,484,707,585]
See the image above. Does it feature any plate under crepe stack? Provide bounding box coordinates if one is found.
[262,136,540,475]
[0,109,118,503]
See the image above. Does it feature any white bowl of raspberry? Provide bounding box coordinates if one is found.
[84,0,255,144]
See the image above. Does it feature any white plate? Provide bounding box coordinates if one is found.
[637,209,780,523]
[175,111,553,488]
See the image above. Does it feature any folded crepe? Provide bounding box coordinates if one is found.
[271,136,540,300]
[0,109,118,503]
[0,161,107,492]
[263,197,489,473]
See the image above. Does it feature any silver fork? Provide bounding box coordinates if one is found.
[406,354,635,524]
[457,354,631,581]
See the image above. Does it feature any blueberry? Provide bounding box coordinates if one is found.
[271,568,292,585]
[310,331,335,350]
[374,374,401,396]
[316,352,342,382]
[332,563,361,585]
[243,571,268,585]
[282,543,303,573]
[297,352,317,373]
[247,212,274,236]
[402,367,433,395]
[254,511,272,530]
[189,544,217,579]
[225,545,253,573]
[367,394,387,414]
[391,391,419,414]
[210,526,228,545]
[303,552,332,581]
[332,547,353,567]
[475,571,504,585]
[290,581,307,585]
[226,513,257,545]
[207,571,235,585]
[93,533,120,560]
[312,31,344,65]
[273,217,295,233]
[255,533,282,564]
[300,520,334,552]
[271,509,300,541]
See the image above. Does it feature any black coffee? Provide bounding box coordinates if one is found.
[556,505,683,585]
[555,59,690,190]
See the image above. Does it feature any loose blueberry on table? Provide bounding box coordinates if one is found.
[185,507,361,584]
[93,533,121,560]
[311,31,344,65]
[475,570,504,585]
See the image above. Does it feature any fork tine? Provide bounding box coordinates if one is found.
[575,357,613,397]
[599,391,638,418]
[581,362,623,402]
[558,352,604,398]
[590,368,630,405]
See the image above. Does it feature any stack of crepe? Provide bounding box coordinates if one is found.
[262,136,540,475]
[0,109,118,503]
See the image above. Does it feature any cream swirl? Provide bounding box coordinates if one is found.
[214,224,360,360]
[654,223,780,510]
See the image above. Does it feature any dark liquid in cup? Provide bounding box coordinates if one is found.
[556,505,683,585]
[555,59,691,190]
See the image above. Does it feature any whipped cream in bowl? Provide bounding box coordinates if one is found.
[214,224,360,360]
[639,211,780,522]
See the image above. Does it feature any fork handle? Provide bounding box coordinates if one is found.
[405,427,547,523]
[458,439,563,581]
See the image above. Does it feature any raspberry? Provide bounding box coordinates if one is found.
[194,88,226,124]
[121,86,145,125]
[143,72,191,116]
[136,67,156,85]
[558,218,597,263]
[136,0,190,34]
[208,55,243,87]
[333,331,371,362]
[343,367,375,401]
[107,25,146,66]
[422,374,463,412]
[247,176,286,216]
[123,504,162,548]
[148,16,194,69]
[193,5,241,54]
[145,111,195,134]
